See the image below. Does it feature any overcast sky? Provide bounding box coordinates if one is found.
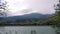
[5,0,59,16]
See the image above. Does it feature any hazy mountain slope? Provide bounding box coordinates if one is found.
[4,13,51,21]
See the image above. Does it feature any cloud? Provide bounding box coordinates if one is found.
[5,0,58,16]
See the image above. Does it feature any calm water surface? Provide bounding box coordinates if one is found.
[0,26,56,34]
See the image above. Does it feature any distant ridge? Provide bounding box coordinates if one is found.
[4,13,50,20]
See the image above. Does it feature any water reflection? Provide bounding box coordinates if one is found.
[31,30,37,34]
[55,27,60,34]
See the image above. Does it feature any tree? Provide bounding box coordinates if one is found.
[54,0,60,16]
[0,0,8,17]
[49,0,60,25]
[0,0,9,23]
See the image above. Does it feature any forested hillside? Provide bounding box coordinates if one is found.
[0,0,60,26]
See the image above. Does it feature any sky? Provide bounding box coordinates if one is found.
[5,0,59,16]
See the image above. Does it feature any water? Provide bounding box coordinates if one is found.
[0,26,56,34]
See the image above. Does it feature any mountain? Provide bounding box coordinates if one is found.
[5,13,51,21]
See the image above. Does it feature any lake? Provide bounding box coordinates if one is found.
[0,26,56,34]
